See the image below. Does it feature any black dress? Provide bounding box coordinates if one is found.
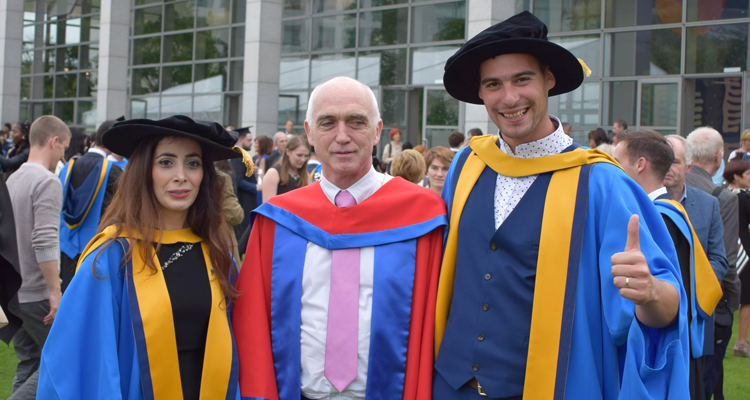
[157,242,212,400]
[272,165,300,196]
[736,189,750,305]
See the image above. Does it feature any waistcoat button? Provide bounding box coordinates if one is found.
[472,364,479,371]
[478,334,484,341]
[490,243,497,251]
[485,273,491,280]
[482,304,489,311]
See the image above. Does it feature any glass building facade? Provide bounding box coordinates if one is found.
[129,0,246,128]
[8,0,750,149]
[20,0,101,132]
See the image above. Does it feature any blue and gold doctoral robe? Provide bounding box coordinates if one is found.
[37,227,240,400]
[435,136,690,399]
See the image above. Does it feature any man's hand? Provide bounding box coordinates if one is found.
[611,214,679,328]
[611,215,655,304]
[44,289,61,325]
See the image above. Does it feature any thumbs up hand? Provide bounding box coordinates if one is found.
[610,215,656,305]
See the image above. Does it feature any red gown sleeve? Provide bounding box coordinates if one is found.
[233,215,280,400]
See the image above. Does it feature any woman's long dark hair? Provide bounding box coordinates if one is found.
[97,135,236,300]
[279,136,309,187]
[9,121,31,156]
[65,127,86,160]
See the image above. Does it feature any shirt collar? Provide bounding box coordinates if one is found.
[497,115,573,158]
[319,165,385,206]
[679,184,688,203]
[647,186,668,201]
[87,148,107,158]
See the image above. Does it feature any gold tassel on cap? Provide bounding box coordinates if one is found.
[578,58,592,78]
[233,147,255,176]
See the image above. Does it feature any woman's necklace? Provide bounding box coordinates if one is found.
[161,243,194,271]
[290,173,299,181]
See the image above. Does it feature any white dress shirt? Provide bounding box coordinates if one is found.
[647,187,669,201]
[493,116,572,230]
[301,166,387,399]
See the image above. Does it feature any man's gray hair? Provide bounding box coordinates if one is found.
[273,131,286,143]
[686,127,724,164]
[665,134,693,166]
[305,77,381,126]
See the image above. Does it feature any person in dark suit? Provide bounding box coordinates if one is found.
[58,120,123,292]
[230,127,257,241]
[264,131,288,170]
[666,133,736,400]
[0,175,22,344]
[615,130,724,400]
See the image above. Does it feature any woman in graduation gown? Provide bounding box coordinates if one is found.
[37,115,254,400]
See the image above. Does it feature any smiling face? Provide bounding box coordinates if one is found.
[151,136,203,229]
[305,79,382,187]
[11,124,24,144]
[478,53,556,148]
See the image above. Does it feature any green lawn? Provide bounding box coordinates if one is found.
[0,314,748,399]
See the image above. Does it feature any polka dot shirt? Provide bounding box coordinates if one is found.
[494,116,572,230]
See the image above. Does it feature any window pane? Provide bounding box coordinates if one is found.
[130,96,160,119]
[692,77,742,139]
[550,35,600,78]
[426,89,458,126]
[80,44,98,69]
[193,95,222,122]
[534,0,600,32]
[62,18,82,44]
[165,1,195,32]
[161,96,193,117]
[196,29,229,60]
[81,0,100,14]
[311,53,356,87]
[44,49,55,72]
[359,8,408,47]
[21,77,31,100]
[360,0,407,7]
[425,128,456,148]
[136,0,161,5]
[640,82,678,126]
[162,64,193,92]
[605,29,681,77]
[55,73,77,98]
[77,100,96,126]
[358,49,407,86]
[602,81,636,126]
[279,92,308,125]
[312,14,356,51]
[282,19,310,53]
[195,62,227,93]
[134,6,162,36]
[22,51,33,75]
[24,1,35,23]
[548,82,599,126]
[411,2,465,44]
[233,0,247,22]
[197,0,230,28]
[280,56,309,90]
[312,0,356,14]
[381,89,407,126]
[56,46,78,72]
[81,16,100,43]
[44,75,54,98]
[685,24,748,74]
[133,36,161,65]
[54,101,75,124]
[231,26,245,57]
[229,60,243,91]
[606,0,683,28]
[411,45,460,85]
[46,23,57,46]
[687,0,749,22]
[79,71,97,97]
[164,32,193,62]
[283,0,308,17]
[132,67,160,95]
[33,102,53,118]
[23,25,34,51]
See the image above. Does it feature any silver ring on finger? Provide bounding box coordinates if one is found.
[625,277,630,288]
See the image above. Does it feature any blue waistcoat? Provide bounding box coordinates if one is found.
[434,163,552,398]
[59,158,113,259]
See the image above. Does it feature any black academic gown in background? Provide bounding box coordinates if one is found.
[0,177,22,344]
[231,158,258,243]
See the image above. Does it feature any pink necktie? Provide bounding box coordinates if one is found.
[325,190,359,392]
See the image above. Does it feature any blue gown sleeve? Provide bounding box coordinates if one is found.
[591,164,689,399]
[38,241,142,400]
